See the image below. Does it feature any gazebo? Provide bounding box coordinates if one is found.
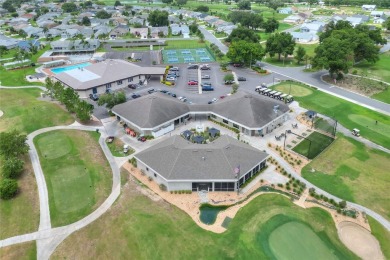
[193,135,204,144]
[182,130,193,140]
[208,127,220,138]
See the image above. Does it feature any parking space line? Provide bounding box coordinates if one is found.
[198,67,202,94]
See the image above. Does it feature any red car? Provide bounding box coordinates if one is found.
[220,95,226,99]
[187,80,198,85]
[138,136,146,142]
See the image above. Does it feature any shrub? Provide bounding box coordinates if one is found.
[148,176,152,181]
[339,200,347,209]
[140,169,145,176]
[159,184,167,191]
[2,157,24,179]
[0,179,18,200]
[129,157,137,167]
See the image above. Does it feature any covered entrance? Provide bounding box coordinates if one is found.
[192,182,212,191]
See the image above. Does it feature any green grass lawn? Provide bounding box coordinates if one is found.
[34,130,112,227]
[297,43,318,57]
[106,138,133,157]
[293,131,334,159]
[52,188,358,259]
[0,241,36,260]
[302,135,390,221]
[368,216,390,259]
[164,40,206,49]
[353,52,390,84]
[0,45,49,86]
[0,88,74,134]
[272,82,390,149]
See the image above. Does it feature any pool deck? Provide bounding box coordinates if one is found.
[42,60,97,77]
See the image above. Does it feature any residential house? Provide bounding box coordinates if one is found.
[346,17,363,27]
[50,39,100,52]
[110,25,130,39]
[22,26,44,37]
[300,21,325,34]
[93,25,111,38]
[61,29,80,39]
[278,7,293,14]
[80,28,94,38]
[20,13,35,20]
[150,26,168,38]
[284,15,303,24]
[0,34,19,49]
[129,17,144,26]
[290,32,318,43]
[371,11,384,18]
[170,24,190,38]
[17,39,40,51]
[362,5,376,11]
[130,27,148,39]
[352,14,369,23]
[110,16,128,26]
[373,16,387,24]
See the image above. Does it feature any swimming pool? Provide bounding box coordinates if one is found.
[50,62,92,74]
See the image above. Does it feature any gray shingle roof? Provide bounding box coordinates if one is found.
[135,135,268,181]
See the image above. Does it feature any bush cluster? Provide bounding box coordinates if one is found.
[170,190,192,194]
[275,146,302,166]
[128,157,137,167]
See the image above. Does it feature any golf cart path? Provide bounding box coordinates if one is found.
[0,85,46,91]
[0,122,121,259]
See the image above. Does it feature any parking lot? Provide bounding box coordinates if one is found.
[87,62,291,119]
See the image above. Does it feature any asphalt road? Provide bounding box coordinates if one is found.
[199,26,228,54]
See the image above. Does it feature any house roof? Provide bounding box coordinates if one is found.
[113,91,289,130]
[55,59,166,91]
[135,135,268,181]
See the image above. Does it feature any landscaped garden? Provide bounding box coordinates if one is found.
[302,135,390,221]
[272,82,390,149]
[52,186,359,259]
[34,130,112,227]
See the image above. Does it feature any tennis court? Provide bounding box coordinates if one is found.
[162,48,215,64]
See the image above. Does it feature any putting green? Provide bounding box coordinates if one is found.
[269,221,338,260]
[36,131,72,160]
[50,165,93,214]
[348,114,390,139]
[274,83,313,97]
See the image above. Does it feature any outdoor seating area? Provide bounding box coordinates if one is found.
[181,127,221,144]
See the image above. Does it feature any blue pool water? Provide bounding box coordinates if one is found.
[50,62,91,74]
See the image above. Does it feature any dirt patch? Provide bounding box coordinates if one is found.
[337,221,384,260]
[323,75,387,96]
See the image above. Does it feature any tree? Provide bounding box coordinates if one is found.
[114,0,122,6]
[226,26,260,43]
[81,16,91,26]
[384,17,390,31]
[231,83,239,94]
[61,87,79,113]
[237,0,251,10]
[198,32,205,42]
[295,46,306,65]
[18,30,27,40]
[0,179,18,200]
[0,46,8,58]
[228,12,263,30]
[97,92,127,110]
[2,157,24,179]
[339,200,347,209]
[176,0,187,6]
[189,22,199,34]
[195,5,209,12]
[263,18,279,33]
[75,100,93,122]
[147,10,169,27]
[162,0,173,3]
[267,0,284,10]
[227,40,264,66]
[224,74,234,81]
[96,10,111,19]
[62,2,77,13]
[312,37,354,78]
[179,14,183,20]
[0,131,29,157]
[265,32,296,60]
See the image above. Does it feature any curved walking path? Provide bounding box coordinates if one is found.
[0,85,46,91]
[0,122,121,259]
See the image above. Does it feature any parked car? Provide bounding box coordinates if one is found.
[237,76,246,81]
[233,63,243,67]
[211,98,218,103]
[131,94,141,99]
[220,95,226,99]
[147,88,156,94]
[166,76,176,81]
[171,93,177,98]
[138,136,146,142]
[208,101,213,104]
[170,66,179,71]
[201,82,212,87]
[182,97,187,102]
[201,75,210,79]
[168,71,180,77]
[200,64,211,70]
[224,80,234,85]
[160,90,168,93]
[89,93,99,101]
[188,80,198,85]
[128,83,138,89]
[202,86,214,91]
[187,64,199,69]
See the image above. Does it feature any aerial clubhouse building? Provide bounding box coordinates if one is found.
[135,135,268,192]
[112,91,290,138]
[54,59,166,98]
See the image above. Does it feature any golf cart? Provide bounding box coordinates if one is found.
[352,128,360,137]
[124,144,130,154]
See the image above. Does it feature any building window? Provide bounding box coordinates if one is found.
[222,119,228,124]
[154,173,157,178]
[146,167,149,171]
[233,123,239,129]
[106,83,111,89]
[128,77,133,82]
[211,114,216,119]
[117,80,122,85]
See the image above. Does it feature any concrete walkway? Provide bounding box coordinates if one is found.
[0,122,121,259]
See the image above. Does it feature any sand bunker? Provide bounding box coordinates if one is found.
[338,221,384,260]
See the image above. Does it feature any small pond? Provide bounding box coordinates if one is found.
[199,205,228,225]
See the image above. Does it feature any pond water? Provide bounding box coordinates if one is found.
[199,205,226,225]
